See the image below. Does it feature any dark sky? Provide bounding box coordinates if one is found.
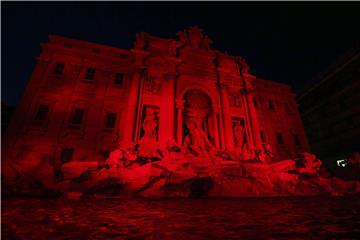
[2,2,360,106]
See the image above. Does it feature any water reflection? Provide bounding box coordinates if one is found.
[2,197,360,239]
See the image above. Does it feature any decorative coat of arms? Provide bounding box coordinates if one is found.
[144,76,162,94]
[179,26,212,49]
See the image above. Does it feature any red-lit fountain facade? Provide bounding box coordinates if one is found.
[3,27,359,198]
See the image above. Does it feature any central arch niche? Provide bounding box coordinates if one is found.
[182,89,214,145]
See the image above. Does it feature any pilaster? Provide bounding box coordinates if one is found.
[212,105,221,148]
[219,82,235,149]
[159,72,177,147]
[176,98,185,145]
[241,79,262,150]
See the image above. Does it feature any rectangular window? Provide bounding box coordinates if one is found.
[34,104,49,121]
[293,134,301,146]
[114,73,124,85]
[276,132,284,144]
[229,95,241,107]
[85,67,96,80]
[70,108,85,125]
[269,100,275,110]
[105,112,117,128]
[260,130,265,143]
[53,63,65,75]
[253,96,258,107]
[60,148,74,163]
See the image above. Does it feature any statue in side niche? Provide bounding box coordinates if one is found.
[233,122,245,147]
[141,110,158,140]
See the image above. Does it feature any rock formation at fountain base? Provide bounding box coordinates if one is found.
[2,143,360,199]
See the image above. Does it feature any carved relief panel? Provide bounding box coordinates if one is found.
[144,76,163,95]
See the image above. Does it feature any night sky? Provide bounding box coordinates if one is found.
[2,2,359,106]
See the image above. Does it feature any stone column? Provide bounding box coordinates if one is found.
[212,107,220,148]
[159,73,177,147]
[119,67,144,148]
[241,86,262,150]
[241,93,254,145]
[219,82,235,149]
[218,114,225,150]
[247,92,262,149]
[119,50,148,149]
[176,99,185,145]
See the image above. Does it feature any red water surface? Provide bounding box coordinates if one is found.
[2,197,360,239]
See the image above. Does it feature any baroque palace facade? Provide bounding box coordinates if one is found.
[3,27,309,165]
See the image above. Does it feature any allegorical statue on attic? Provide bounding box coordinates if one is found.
[235,56,250,74]
[133,32,145,50]
[175,26,212,50]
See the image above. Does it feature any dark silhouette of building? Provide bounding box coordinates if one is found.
[1,102,16,135]
[297,48,360,168]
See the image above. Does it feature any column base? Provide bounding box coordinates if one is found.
[138,138,160,156]
[118,140,136,151]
